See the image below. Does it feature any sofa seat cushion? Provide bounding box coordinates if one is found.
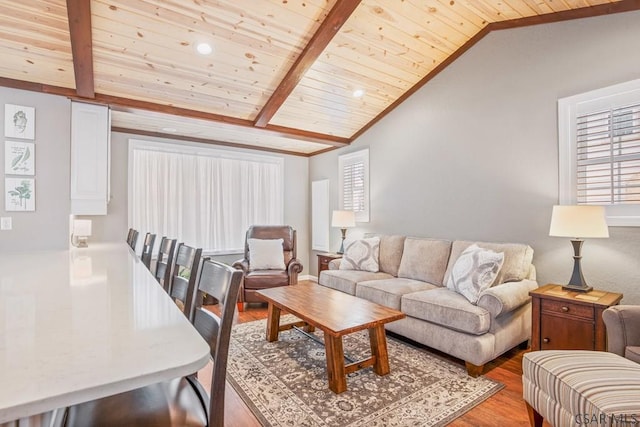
[244,270,289,289]
[319,270,393,295]
[355,278,438,310]
[401,288,491,335]
[626,346,640,364]
[523,350,640,423]
[397,237,452,286]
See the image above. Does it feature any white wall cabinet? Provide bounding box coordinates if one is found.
[70,102,110,215]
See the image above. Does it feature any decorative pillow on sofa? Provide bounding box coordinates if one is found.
[446,244,504,304]
[339,237,380,272]
[248,238,285,270]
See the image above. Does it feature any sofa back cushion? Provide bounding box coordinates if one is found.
[379,235,406,276]
[444,240,534,286]
[363,234,406,276]
[397,237,452,286]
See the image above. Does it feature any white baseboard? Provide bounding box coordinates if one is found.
[300,274,317,283]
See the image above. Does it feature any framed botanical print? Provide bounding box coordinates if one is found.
[5,177,35,211]
[5,141,35,175]
[4,104,35,140]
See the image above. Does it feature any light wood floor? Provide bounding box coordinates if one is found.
[203,286,550,427]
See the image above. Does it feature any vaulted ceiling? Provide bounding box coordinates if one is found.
[1,0,638,156]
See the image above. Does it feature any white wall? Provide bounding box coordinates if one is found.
[89,132,311,275]
[310,10,640,303]
[0,88,71,251]
[0,88,311,271]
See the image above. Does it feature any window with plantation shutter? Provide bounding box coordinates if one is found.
[338,149,369,222]
[558,79,640,226]
[576,105,640,204]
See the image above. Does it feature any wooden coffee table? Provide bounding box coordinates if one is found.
[256,282,405,393]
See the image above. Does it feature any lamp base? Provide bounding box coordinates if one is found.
[562,283,593,293]
[562,239,591,292]
[76,236,89,248]
[337,228,347,254]
[72,234,89,248]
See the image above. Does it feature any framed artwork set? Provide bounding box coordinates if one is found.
[4,104,36,212]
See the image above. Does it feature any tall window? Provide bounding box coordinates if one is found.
[558,79,640,226]
[338,148,369,222]
[129,139,284,253]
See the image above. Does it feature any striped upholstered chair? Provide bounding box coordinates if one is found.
[522,350,640,426]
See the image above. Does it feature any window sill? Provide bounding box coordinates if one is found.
[606,216,640,227]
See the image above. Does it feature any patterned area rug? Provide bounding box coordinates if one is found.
[227,316,504,426]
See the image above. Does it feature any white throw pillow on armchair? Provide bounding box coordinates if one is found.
[248,238,286,270]
[446,244,504,304]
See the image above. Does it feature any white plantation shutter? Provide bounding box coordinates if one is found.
[342,161,365,211]
[558,79,640,226]
[576,104,640,205]
[339,149,369,222]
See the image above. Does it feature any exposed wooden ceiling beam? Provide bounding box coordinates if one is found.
[112,127,312,157]
[349,0,640,143]
[0,76,349,148]
[66,0,95,98]
[490,0,640,30]
[253,0,362,128]
[0,77,77,98]
[96,94,350,147]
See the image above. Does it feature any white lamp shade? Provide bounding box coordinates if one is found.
[549,205,609,238]
[73,219,92,237]
[331,210,356,228]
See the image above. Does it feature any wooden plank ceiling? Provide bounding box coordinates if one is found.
[0,0,638,156]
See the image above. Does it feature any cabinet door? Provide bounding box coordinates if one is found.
[70,102,110,215]
[540,314,594,350]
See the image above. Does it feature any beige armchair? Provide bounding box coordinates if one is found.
[603,305,640,363]
[233,225,303,311]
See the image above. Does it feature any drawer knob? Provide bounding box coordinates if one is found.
[543,338,550,344]
[561,306,569,312]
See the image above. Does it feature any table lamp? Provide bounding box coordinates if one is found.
[72,219,92,248]
[549,205,609,292]
[332,210,356,254]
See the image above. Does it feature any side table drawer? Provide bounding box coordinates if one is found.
[317,254,341,274]
[541,299,593,319]
[319,258,332,269]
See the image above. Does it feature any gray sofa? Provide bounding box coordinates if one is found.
[318,235,538,376]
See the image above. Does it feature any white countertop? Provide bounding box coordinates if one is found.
[0,243,210,423]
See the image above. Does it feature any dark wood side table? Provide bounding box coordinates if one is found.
[530,284,623,351]
[317,253,342,275]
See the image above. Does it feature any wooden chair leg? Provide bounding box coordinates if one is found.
[525,402,544,427]
[465,361,484,377]
[237,302,245,312]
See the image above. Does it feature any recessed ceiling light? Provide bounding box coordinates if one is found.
[162,127,177,132]
[353,89,365,98]
[196,42,213,55]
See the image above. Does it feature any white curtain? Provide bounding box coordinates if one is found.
[130,141,283,253]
